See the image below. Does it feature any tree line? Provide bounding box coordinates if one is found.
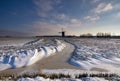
[80,33,120,38]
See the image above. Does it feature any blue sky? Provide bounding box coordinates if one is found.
[0,0,120,36]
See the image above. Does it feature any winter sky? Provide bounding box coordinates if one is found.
[0,0,120,36]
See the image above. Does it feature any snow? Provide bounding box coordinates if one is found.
[42,69,117,78]
[1,38,120,81]
[68,38,120,72]
[0,38,34,47]
[17,76,108,81]
[0,38,65,71]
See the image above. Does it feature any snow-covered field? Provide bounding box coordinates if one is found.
[0,37,120,81]
[16,38,120,81]
[68,38,120,72]
[0,38,34,47]
[0,37,65,71]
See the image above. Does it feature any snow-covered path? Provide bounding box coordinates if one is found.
[0,40,79,76]
[36,41,79,69]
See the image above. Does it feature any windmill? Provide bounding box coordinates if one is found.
[59,28,66,37]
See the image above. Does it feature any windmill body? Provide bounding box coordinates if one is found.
[59,28,66,37]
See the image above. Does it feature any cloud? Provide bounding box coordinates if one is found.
[52,13,69,20]
[27,21,68,36]
[93,3,113,14]
[25,17,82,36]
[53,14,82,27]
[33,0,53,17]
[52,14,81,27]
[70,19,79,23]
[33,0,61,17]
[70,19,81,27]
[92,0,99,3]
[34,0,53,12]
[117,12,120,17]
[84,15,100,21]
[116,12,120,18]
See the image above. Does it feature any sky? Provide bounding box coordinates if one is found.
[0,0,120,36]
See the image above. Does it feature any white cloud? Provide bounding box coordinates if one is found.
[66,18,82,28]
[28,21,68,36]
[116,12,120,18]
[33,0,61,17]
[58,14,68,20]
[92,0,99,3]
[52,13,69,20]
[70,19,79,23]
[27,17,82,35]
[33,0,53,17]
[102,3,113,11]
[69,19,81,27]
[84,15,100,21]
[93,3,113,14]
[52,14,81,27]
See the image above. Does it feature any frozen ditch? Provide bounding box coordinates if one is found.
[0,38,65,71]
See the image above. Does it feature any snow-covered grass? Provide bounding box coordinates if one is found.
[67,38,120,72]
[0,72,117,81]
[0,38,65,71]
[0,76,109,81]
[17,77,108,81]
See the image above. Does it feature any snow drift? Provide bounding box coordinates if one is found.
[0,39,65,71]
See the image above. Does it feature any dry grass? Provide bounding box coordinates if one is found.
[0,72,119,80]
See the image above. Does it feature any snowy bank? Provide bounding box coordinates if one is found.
[0,39,65,71]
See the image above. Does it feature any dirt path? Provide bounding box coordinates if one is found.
[0,41,79,76]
